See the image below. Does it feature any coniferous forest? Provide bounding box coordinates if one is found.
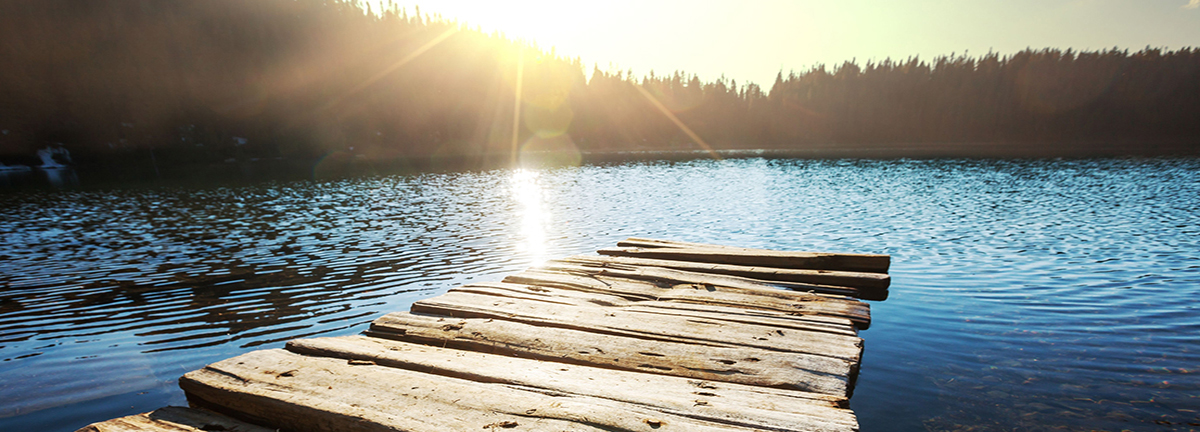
[2,0,1198,179]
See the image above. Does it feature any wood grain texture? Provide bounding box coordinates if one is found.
[460,281,859,336]
[74,406,273,432]
[88,238,890,432]
[181,348,856,432]
[366,311,855,396]
[539,259,864,298]
[617,237,889,265]
[409,288,864,362]
[286,335,858,430]
[558,254,890,291]
[601,242,890,274]
[503,269,871,329]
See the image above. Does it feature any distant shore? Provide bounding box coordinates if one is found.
[581,140,1200,162]
[2,139,1195,189]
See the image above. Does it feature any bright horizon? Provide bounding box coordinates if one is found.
[368,0,1200,88]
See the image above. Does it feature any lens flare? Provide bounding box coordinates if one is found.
[518,134,581,168]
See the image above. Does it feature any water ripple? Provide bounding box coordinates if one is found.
[3,158,1199,431]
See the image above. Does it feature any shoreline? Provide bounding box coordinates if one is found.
[2,140,1197,189]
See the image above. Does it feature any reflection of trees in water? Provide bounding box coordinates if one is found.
[0,178,517,355]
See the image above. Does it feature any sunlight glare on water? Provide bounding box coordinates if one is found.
[510,169,550,266]
[1,157,1198,432]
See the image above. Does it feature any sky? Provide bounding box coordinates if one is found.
[367,0,1200,88]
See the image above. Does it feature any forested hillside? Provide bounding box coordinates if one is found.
[1,0,1196,175]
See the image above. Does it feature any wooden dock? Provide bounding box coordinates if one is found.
[78,238,890,432]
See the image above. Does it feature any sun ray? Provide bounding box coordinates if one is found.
[318,27,460,113]
[634,84,721,160]
[511,48,525,165]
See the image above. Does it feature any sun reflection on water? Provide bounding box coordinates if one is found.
[511,169,549,266]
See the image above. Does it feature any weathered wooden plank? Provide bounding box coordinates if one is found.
[181,348,838,432]
[601,243,890,274]
[506,268,873,321]
[78,239,889,432]
[617,237,753,250]
[504,269,871,329]
[456,281,858,337]
[617,238,888,266]
[366,311,855,396]
[410,290,864,362]
[75,406,273,432]
[287,335,859,430]
[620,303,856,337]
[559,254,890,291]
[539,260,862,298]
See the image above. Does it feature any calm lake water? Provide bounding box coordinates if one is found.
[2,157,1198,431]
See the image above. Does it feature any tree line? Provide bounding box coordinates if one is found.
[1,0,1196,177]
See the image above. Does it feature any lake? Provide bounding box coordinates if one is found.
[2,157,1198,431]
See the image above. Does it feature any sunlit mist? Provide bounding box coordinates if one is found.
[317,27,458,115]
[635,84,720,160]
[1,1,1196,176]
[510,48,525,164]
[371,0,1200,92]
[510,169,549,266]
